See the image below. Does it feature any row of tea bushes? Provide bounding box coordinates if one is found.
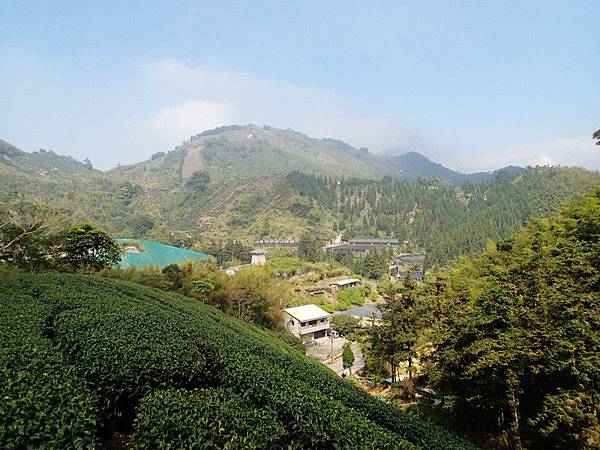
[0,274,477,449]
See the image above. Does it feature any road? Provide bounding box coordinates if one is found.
[324,341,364,376]
[307,337,365,376]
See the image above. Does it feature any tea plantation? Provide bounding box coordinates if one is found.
[0,274,477,449]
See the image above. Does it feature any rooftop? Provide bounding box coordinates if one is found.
[284,304,331,322]
[330,278,360,286]
[342,303,383,320]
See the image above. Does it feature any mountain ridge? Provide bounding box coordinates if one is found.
[1,125,525,185]
[1,127,598,267]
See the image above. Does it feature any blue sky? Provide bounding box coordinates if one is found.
[1,1,599,171]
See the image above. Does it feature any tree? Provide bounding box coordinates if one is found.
[297,232,320,262]
[423,188,600,449]
[342,343,355,374]
[186,170,210,192]
[54,223,120,271]
[331,314,361,339]
[162,264,185,290]
[594,128,600,146]
[0,201,64,271]
[357,250,388,279]
[368,281,419,383]
[214,266,286,330]
[192,277,216,302]
[82,158,93,169]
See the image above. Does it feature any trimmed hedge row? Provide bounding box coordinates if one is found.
[133,388,286,449]
[0,274,476,449]
[0,291,98,449]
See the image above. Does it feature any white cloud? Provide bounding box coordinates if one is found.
[135,59,426,156]
[148,99,234,143]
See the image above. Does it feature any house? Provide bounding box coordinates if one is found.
[284,304,331,340]
[329,278,360,290]
[340,303,383,327]
[250,249,266,266]
[348,237,400,246]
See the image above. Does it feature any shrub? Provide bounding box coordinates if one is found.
[0,274,477,449]
[133,388,285,449]
[336,287,366,310]
[0,297,98,448]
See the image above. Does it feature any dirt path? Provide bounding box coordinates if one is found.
[181,145,206,180]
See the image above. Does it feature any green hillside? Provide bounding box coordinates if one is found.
[108,125,393,185]
[0,273,476,449]
[0,139,94,175]
[1,127,598,267]
[286,167,600,266]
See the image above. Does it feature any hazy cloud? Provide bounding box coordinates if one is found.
[457,137,599,172]
[146,99,235,146]
[135,59,427,156]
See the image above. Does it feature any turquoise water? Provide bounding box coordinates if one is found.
[116,239,208,269]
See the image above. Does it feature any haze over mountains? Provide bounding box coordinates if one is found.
[1,125,598,267]
[3,125,523,184]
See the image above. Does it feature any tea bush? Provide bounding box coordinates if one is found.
[133,388,286,449]
[0,274,477,449]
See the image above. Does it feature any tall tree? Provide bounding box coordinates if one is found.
[54,223,121,271]
[297,231,320,262]
[342,342,355,374]
[0,201,64,271]
[423,188,600,449]
[369,281,419,382]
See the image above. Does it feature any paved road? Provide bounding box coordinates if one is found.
[306,337,365,376]
[325,341,364,376]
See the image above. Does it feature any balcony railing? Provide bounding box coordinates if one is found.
[299,322,330,335]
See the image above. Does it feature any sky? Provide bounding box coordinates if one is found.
[1,1,599,171]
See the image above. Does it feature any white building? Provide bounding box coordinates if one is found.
[284,304,331,340]
[250,249,266,266]
[329,278,360,291]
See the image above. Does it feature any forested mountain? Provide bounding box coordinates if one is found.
[1,126,598,267]
[286,167,600,266]
[108,125,392,185]
[385,150,524,184]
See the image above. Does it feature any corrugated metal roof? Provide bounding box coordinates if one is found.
[284,304,331,321]
[342,303,383,320]
[331,278,360,286]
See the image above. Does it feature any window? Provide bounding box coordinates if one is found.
[309,320,317,326]
[291,320,295,326]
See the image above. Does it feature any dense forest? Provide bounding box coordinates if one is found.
[286,166,599,266]
[2,132,598,269]
[363,187,600,449]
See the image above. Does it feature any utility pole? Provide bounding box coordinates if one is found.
[330,333,334,364]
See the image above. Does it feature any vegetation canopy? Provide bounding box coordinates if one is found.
[0,273,477,449]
